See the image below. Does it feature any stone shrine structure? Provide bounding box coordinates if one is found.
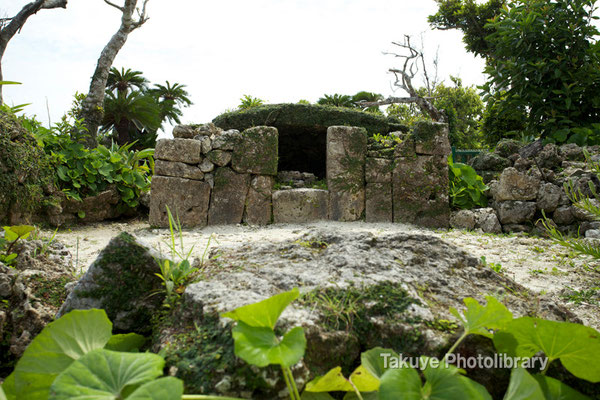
[149,121,451,228]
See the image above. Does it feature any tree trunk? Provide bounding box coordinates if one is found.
[79,0,149,148]
[0,0,67,104]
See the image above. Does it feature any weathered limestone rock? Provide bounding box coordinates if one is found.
[212,129,240,151]
[494,139,521,158]
[172,124,197,139]
[196,122,223,137]
[327,126,367,221]
[494,201,537,224]
[199,158,215,173]
[206,150,232,167]
[155,160,204,180]
[536,182,562,212]
[393,155,449,228]
[412,121,451,156]
[231,126,278,175]
[495,167,540,201]
[272,189,328,223]
[155,138,202,164]
[195,135,212,154]
[365,157,393,183]
[208,168,250,225]
[536,143,563,170]
[365,182,392,222]
[553,206,575,225]
[57,233,163,333]
[244,176,274,225]
[450,208,502,233]
[61,186,123,224]
[469,152,512,172]
[149,176,211,227]
[560,143,585,161]
[572,199,600,221]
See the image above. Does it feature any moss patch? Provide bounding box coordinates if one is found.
[25,274,73,310]
[0,111,57,222]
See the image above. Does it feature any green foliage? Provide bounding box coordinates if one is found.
[35,119,154,207]
[154,207,199,307]
[101,67,192,147]
[448,157,489,209]
[0,225,35,266]
[317,93,354,108]
[223,288,305,399]
[480,93,528,147]
[386,78,485,148]
[482,0,600,144]
[428,0,505,57]
[238,94,265,110]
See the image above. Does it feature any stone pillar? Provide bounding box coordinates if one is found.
[326,126,367,221]
[392,122,451,228]
[244,176,274,225]
[365,157,393,222]
[208,167,251,225]
[232,126,278,175]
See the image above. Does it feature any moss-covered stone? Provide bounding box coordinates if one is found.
[57,232,164,333]
[0,111,57,223]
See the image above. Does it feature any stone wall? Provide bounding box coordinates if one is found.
[149,121,451,228]
[453,140,600,236]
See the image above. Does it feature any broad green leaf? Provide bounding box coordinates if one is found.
[14,309,112,400]
[361,347,398,379]
[305,367,354,392]
[222,288,300,329]
[503,368,544,400]
[232,322,306,368]
[343,393,378,400]
[494,317,600,382]
[348,365,379,392]
[450,296,513,338]
[378,367,421,400]
[0,373,14,400]
[0,386,6,400]
[532,375,590,400]
[301,392,336,400]
[123,377,183,400]
[49,349,165,400]
[104,333,146,352]
[422,360,492,400]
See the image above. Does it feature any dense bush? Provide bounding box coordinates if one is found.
[448,156,488,209]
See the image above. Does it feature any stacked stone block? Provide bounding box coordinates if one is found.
[149,124,277,227]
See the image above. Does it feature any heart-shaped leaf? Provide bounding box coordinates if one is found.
[49,349,165,399]
[494,317,600,382]
[0,373,14,400]
[378,366,421,400]
[305,367,354,392]
[503,368,544,400]
[122,377,183,400]
[361,347,398,379]
[532,374,590,400]
[14,309,112,400]
[104,333,146,352]
[222,288,299,329]
[232,322,306,368]
[450,296,513,338]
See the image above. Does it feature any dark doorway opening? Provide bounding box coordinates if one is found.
[277,126,327,179]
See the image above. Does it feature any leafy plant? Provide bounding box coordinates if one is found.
[154,206,199,307]
[0,225,35,266]
[222,288,306,400]
[480,256,504,274]
[448,156,488,209]
[238,95,265,110]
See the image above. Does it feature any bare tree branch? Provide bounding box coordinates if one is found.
[0,0,68,103]
[103,0,124,11]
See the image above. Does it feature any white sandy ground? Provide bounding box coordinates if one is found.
[43,218,600,329]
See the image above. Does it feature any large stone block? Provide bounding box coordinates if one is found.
[244,176,274,225]
[155,138,202,164]
[208,167,250,225]
[206,150,232,167]
[327,126,367,221]
[495,167,540,201]
[231,126,278,175]
[365,157,393,183]
[411,121,451,156]
[154,159,204,180]
[149,176,210,227]
[365,182,393,223]
[273,189,328,223]
[393,155,449,228]
[494,201,537,224]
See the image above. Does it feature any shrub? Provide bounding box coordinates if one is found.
[448,156,488,209]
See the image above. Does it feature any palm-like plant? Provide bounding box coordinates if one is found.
[149,81,192,126]
[317,94,354,108]
[106,67,149,98]
[101,91,161,145]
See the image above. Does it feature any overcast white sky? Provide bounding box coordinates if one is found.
[2,0,487,135]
